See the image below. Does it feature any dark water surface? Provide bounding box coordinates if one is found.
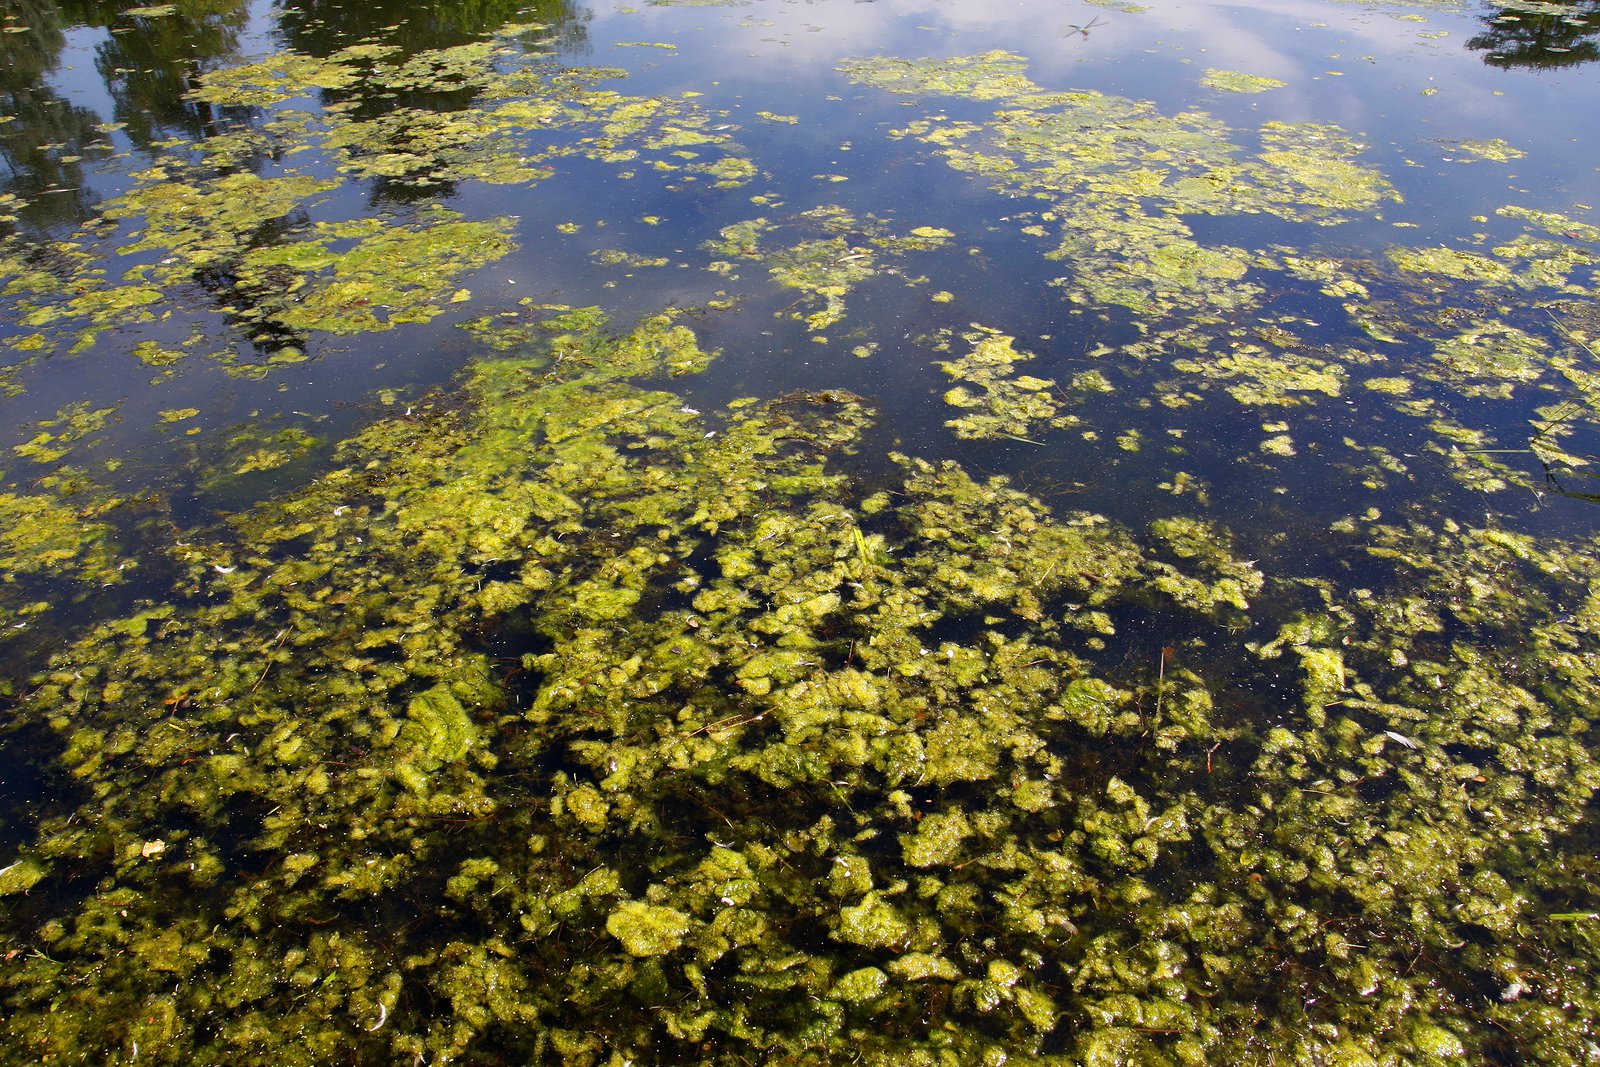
[3,0,1600,1064]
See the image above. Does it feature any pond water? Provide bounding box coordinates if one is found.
[2,0,1600,1063]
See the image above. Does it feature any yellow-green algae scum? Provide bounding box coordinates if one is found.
[5,35,1600,1067]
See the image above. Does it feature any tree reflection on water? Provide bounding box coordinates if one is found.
[0,0,585,238]
[1468,0,1600,71]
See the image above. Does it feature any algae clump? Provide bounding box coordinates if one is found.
[705,205,951,330]
[8,24,1600,1067]
[938,327,1080,440]
[401,686,479,764]
[1201,69,1287,93]
[607,902,693,955]
[840,51,1396,319]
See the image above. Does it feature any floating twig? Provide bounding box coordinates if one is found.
[250,629,291,694]
[1154,646,1172,722]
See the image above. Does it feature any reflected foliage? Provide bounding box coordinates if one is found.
[1468,0,1600,71]
[0,0,103,232]
[0,0,588,237]
[0,22,751,384]
[60,0,253,150]
[276,0,587,59]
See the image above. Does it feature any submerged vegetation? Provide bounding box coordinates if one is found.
[3,9,1600,1067]
[6,302,1600,1066]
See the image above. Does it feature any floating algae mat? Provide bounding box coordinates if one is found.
[4,0,1600,1064]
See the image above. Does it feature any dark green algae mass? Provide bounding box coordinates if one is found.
[4,303,1600,1067]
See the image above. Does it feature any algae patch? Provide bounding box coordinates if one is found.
[839,51,1396,318]
[607,902,694,955]
[9,294,1600,1067]
[705,205,951,330]
[7,22,1600,1067]
[937,326,1080,440]
[1201,69,1287,93]
[0,22,754,378]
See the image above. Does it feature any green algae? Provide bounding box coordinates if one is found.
[7,23,1600,1067]
[12,401,117,464]
[591,248,672,268]
[937,326,1080,440]
[9,294,1600,1067]
[829,965,889,1003]
[0,21,753,382]
[0,858,46,896]
[401,685,481,765]
[203,425,323,482]
[901,810,971,867]
[0,473,132,643]
[1201,69,1286,93]
[835,49,1039,100]
[840,52,1396,319]
[1457,137,1526,161]
[1172,343,1346,406]
[0,489,123,584]
[1259,432,1297,456]
[1093,191,1600,496]
[1425,320,1549,395]
[607,901,693,955]
[1498,204,1600,243]
[0,298,1264,1058]
[1260,202,1600,491]
[705,206,950,331]
[1384,237,1592,296]
[1388,244,1518,283]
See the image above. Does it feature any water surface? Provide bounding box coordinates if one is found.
[2,0,1600,1064]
